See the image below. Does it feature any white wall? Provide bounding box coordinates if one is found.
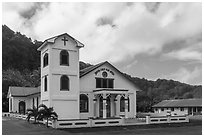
[40,34,81,119]
[154,107,188,116]
[9,94,41,113]
[80,63,139,118]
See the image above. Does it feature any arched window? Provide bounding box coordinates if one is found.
[120,96,125,112]
[60,50,69,66]
[43,53,48,67]
[44,76,47,92]
[60,75,69,90]
[80,94,89,113]
[120,96,130,112]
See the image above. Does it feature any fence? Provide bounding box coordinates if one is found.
[3,112,189,128]
[53,118,123,128]
[146,115,189,124]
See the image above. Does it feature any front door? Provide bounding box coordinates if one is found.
[106,96,111,117]
[99,97,103,118]
[99,96,111,118]
[19,101,26,114]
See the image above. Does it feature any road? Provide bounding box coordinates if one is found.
[2,117,202,135]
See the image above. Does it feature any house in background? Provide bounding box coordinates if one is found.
[152,98,202,116]
[7,87,41,114]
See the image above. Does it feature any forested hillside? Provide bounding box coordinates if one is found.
[2,25,202,112]
[123,74,202,112]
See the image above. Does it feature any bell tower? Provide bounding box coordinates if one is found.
[37,33,84,119]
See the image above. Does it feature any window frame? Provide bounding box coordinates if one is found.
[180,107,184,111]
[95,77,114,88]
[80,94,89,113]
[60,50,69,66]
[120,96,130,112]
[43,53,48,67]
[60,75,70,91]
[44,76,47,92]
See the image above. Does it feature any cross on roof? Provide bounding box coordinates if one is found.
[62,36,68,46]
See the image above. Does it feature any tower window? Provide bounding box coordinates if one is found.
[44,76,47,92]
[60,75,69,91]
[80,94,89,113]
[43,53,48,67]
[60,50,69,66]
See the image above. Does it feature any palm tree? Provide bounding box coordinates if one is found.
[37,104,58,127]
[26,106,39,123]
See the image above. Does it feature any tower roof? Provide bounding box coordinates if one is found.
[37,33,84,51]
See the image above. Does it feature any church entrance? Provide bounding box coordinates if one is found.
[99,96,111,118]
[19,101,26,114]
[106,96,111,117]
[99,97,103,118]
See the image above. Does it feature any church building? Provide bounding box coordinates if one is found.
[7,33,141,120]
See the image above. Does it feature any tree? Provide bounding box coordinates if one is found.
[37,104,58,127]
[26,106,39,123]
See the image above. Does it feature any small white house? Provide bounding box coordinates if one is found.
[152,99,202,116]
[7,87,41,114]
[7,33,141,120]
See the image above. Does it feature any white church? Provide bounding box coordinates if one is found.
[7,33,141,120]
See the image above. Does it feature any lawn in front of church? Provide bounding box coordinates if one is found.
[2,116,201,135]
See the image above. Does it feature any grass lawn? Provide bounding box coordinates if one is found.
[2,116,202,135]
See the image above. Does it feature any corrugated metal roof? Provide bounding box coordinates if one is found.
[8,86,40,97]
[79,61,106,77]
[152,99,202,108]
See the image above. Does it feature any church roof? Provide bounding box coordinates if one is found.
[8,62,141,97]
[80,61,141,91]
[152,98,202,108]
[37,33,84,51]
[8,86,40,97]
[80,61,106,77]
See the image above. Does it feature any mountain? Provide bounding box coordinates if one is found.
[2,25,202,112]
[123,73,202,112]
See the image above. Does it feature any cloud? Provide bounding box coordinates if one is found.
[2,2,202,64]
[145,2,161,13]
[162,41,202,62]
[162,67,202,85]
[123,60,138,72]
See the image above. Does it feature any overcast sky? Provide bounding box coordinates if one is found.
[2,2,202,85]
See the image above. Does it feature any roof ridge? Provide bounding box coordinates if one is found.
[80,61,107,77]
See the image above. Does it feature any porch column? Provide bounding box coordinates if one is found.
[93,95,97,118]
[115,95,120,117]
[102,93,107,119]
[125,94,128,118]
[110,95,115,117]
[96,97,100,117]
